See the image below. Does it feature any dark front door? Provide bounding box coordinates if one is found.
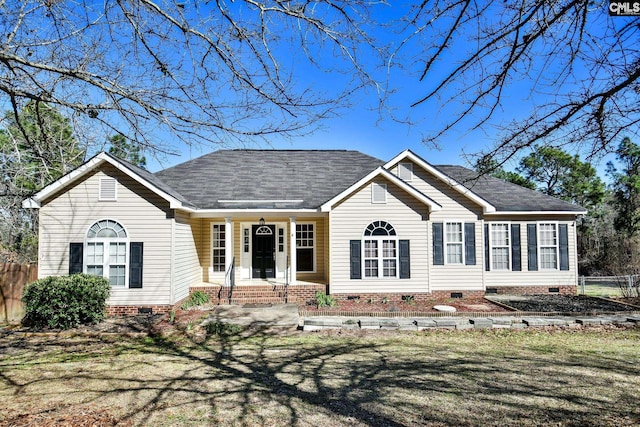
[252,225,276,279]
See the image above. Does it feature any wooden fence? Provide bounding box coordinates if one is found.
[0,262,38,323]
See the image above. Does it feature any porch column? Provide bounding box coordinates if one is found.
[225,217,233,279]
[289,216,297,286]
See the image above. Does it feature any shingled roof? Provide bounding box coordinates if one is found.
[145,149,583,213]
[154,149,384,209]
[435,165,585,213]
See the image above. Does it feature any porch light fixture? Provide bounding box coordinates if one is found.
[259,217,265,226]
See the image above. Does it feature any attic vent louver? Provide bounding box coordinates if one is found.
[99,178,117,201]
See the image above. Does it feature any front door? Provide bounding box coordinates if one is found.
[252,224,275,279]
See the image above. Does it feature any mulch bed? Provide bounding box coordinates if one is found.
[300,295,510,314]
[488,295,640,313]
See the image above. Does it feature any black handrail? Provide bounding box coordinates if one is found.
[226,256,235,303]
[284,255,290,303]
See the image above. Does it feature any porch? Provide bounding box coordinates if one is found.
[191,279,327,305]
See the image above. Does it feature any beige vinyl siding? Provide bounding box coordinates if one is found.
[484,220,578,288]
[428,220,484,291]
[173,211,202,304]
[392,161,482,220]
[330,179,430,294]
[38,165,174,306]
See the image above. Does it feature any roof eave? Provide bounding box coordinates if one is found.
[485,210,587,216]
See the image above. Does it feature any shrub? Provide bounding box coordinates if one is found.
[205,321,242,336]
[314,290,336,308]
[180,291,210,310]
[22,274,110,329]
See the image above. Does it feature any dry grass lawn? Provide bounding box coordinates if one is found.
[1,326,639,426]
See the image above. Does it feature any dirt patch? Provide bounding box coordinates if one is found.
[488,295,640,313]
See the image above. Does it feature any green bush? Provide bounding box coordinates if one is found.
[180,290,210,310]
[205,321,242,336]
[22,274,110,330]
[314,290,336,308]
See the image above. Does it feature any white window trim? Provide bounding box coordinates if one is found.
[371,182,387,204]
[398,162,413,181]
[444,221,465,265]
[489,222,511,271]
[98,177,118,201]
[537,221,559,271]
[210,222,226,275]
[84,219,129,287]
[296,222,316,273]
[361,221,399,279]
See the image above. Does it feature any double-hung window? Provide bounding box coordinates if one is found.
[296,223,315,272]
[363,221,397,278]
[445,222,463,264]
[212,223,226,272]
[538,223,558,269]
[490,223,510,270]
[85,219,128,286]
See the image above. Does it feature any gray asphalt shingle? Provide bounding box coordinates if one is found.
[124,149,583,213]
[154,149,384,209]
[435,165,585,212]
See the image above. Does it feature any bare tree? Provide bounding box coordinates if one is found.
[0,0,384,156]
[397,1,640,163]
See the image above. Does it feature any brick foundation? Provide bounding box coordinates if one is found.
[107,304,173,316]
[485,285,577,296]
[330,290,487,303]
[105,284,577,316]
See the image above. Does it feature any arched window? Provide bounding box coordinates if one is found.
[85,220,129,286]
[363,221,397,278]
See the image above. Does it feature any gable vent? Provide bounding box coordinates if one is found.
[99,177,117,201]
[372,183,387,204]
[398,162,413,181]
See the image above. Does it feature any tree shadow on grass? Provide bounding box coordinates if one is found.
[1,325,639,426]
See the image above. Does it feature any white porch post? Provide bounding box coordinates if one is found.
[224,217,233,282]
[289,216,297,286]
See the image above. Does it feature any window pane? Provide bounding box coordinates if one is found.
[446,223,463,243]
[491,224,509,246]
[109,266,126,286]
[87,242,103,264]
[297,248,314,272]
[382,240,396,257]
[492,247,509,270]
[110,242,126,264]
[364,240,378,257]
[447,243,463,264]
[540,247,557,269]
[364,259,378,277]
[539,224,557,246]
[383,259,396,277]
[86,266,103,277]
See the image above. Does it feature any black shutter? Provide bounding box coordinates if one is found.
[527,224,538,271]
[350,240,361,279]
[69,243,83,274]
[559,224,569,271]
[484,224,490,271]
[433,222,444,265]
[129,242,144,288]
[511,224,521,271]
[464,223,476,265]
[399,240,410,279]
